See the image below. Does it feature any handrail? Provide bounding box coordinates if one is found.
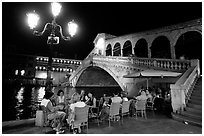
[170,59,200,113]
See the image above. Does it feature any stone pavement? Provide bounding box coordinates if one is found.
[2,111,202,134]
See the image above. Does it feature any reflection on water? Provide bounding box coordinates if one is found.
[15,87,24,119]
[3,84,46,122]
[3,83,122,122]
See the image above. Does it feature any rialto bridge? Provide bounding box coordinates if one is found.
[63,18,201,113]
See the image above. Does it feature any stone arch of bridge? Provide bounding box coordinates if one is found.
[113,42,121,56]
[122,40,133,57]
[173,27,202,48]
[174,30,202,59]
[73,64,125,91]
[134,38,148,58]
[150,35,171,59]
[106,44,112,56]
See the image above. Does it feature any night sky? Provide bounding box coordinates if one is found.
[2,2,202,60]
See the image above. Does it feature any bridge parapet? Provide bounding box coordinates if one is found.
[93,55,191,72]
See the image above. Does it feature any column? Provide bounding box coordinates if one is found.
[147,43,151,58]
[170,41,176,59]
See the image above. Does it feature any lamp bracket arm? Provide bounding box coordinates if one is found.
[33,23,51,36]
[56,24,71,41]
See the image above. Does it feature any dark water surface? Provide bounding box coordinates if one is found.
[3,82,122,122]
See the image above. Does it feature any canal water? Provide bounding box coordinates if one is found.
[2,83,122,122]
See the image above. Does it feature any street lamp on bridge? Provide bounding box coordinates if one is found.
[27,2,78,92]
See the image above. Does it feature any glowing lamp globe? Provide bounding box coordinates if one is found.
[51,2,62,17]
[27,12,39,29]
[68,20,78,37]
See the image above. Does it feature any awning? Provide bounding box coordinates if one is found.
[123,69,182,89]
[123,69,182,78]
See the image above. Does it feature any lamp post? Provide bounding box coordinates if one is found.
[27,2,78,92]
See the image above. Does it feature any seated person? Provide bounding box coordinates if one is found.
[56,90,65,110]
[67,93,86,133]
[146,90,153,101]
[41,91,66,134]
[111,93,122,103]
[85,92,96,107]
[80,90,88,102]
[99,94,107,111]
[121,93,128,102]
[134,91,147,101]
[99,97,111,121]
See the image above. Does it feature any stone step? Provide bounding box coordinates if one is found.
[190,96,202,101]
[189,99,202,105]
[193,89,202,92]
[191,93,202,97]
[181,111,202,121]
[172,113,202,127]
[187,103,202,110]
[185,107,202,116]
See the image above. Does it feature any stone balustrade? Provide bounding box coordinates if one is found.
[93,56,191,71]
[170,59,200,113]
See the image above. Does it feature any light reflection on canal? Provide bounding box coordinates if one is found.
[3,85,47,122]
[3,84,122,122]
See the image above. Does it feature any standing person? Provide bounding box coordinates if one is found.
[41,91,66,134]
[85,92,96,107]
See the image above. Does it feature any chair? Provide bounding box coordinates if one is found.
[40,105,50,127]
[121,101,131,124]
[135,100,147,119]
[146,97,155,111]
[72,105,89,134]
[108,102,121,127]
[89,106,100,126]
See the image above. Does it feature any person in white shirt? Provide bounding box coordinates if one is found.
[111,93,122,103]
[57,90,65,104]
[56,90,65,110]
[134,91,147,101]
[67,93,86,133]
[121,92,128,102]
[41,91,66,134]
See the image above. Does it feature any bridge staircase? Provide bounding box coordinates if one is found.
[172,77,202,127]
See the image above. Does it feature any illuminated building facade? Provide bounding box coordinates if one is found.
[2,53,82,86]
[35,56,82,85]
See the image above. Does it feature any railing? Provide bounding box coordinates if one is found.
[170,59,200,113]
[93,56,191,71]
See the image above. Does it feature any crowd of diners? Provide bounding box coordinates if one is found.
[40,87,171,134]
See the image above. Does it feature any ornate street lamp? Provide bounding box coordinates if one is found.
[27,2,78,92]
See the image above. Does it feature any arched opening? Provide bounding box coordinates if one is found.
[106,44,112,56]
[113,42,121,56]
[134,38,148,58]
[175,31,202,60]
[175,31,202,73]
[75,66,122,98]
[151,36,171,59]
[123,40,132,57]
